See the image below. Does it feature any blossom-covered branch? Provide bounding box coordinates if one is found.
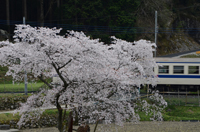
[0,25,167,132]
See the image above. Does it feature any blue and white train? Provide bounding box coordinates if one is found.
[154,57,200,90]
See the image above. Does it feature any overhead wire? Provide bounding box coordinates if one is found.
[0,17,200,35]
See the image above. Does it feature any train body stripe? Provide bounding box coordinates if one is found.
[158,75,200,78]
[156,62,200,64]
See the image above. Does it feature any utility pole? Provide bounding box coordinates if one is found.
[154,11,158,57]
[23,17,28,95]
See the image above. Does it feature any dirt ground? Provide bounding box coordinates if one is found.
[21,121,200,132]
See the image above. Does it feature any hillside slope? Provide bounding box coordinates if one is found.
[135,0,200,56]
[1,0,200,56]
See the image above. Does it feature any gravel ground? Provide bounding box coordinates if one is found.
[21,121,200,132]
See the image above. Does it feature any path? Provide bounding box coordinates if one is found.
[21,121,200,132]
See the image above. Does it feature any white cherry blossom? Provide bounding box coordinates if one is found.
[0,25,167,132]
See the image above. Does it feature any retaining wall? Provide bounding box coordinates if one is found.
[0,95,28,110]
[0,115,57,129]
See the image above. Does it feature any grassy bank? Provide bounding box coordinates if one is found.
[0,109,58,122]
[0,93,32,97]
[139,105,200,121]
[138,105,200,121]
[0,83,44,92]
[1,105,200,123]
[163,105,200,121]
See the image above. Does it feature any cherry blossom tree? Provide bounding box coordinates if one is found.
[0,25,167,132]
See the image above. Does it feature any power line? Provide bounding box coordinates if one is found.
[1,19,200,30]
[1,19,200,35]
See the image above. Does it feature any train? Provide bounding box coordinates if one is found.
[154,57,200,91]
[52,57,200,91]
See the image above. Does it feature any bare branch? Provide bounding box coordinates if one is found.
[38,74,53,89]
[52,62,68,88]
[58,59,72,70]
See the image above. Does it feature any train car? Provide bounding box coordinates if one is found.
[154,57,200,90]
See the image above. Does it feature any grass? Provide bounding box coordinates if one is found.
[0,112,20,121]
[138,105,200,121]
[164,97,199,106]
[0,66,47,92]
[163,105,200,121]
[0,109,59,122]
[0,91,200,123]
[138,112,152,121]
[1,105,200,124]
[135,95,200,121]
[0,83,44,92]
[42,109,59,116]
[0,93,32,97]
[0,65,45,92]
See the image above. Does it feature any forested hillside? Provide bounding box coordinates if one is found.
[1,0,200,56]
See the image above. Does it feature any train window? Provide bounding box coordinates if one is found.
[188,66,199,74]
[158,66,169,73]
[173,66,184,74]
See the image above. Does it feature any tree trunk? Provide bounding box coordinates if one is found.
[6,0,10,35]
[57,0,60,7]
[23,0,27,19]
[56,93,63,132]
[6,0,10,25]
[93,120,99,132]
[58,108,63,132]
[75,0,77,25]
[68,111,73,132]
[40,0,44,26]
[57,0,60,27]
[49,1,53,27]
[60,0,63,22]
